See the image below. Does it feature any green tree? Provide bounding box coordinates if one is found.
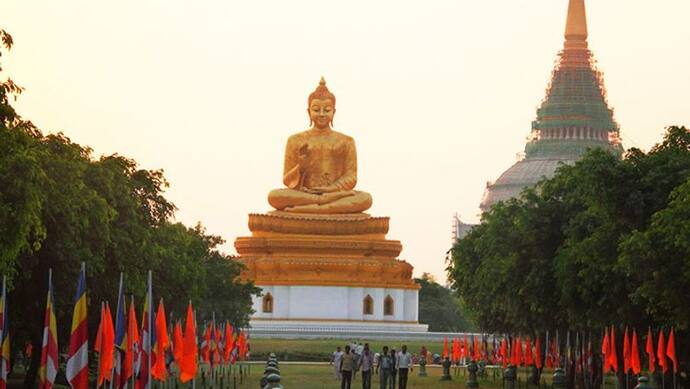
[416,273,476,332]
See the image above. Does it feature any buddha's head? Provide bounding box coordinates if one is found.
[308,77,336,129]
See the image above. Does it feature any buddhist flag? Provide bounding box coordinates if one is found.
[137,273,155,389]
[608,327,618,373]
[38,270,58,389]
[113,275,127,389]
[631,328,641,374]
[126,298,139,385]
[623,327,631,373]
[535,335,543,369]
[151,299,169,381]
[666,328,677,373]
[601,329,610,373]
[645,328,655,373]
[179,302,197,383]
[657,329,667,373]
[443,337,449,359]
[66,264,88,389]
[0,277,10,389]
[223,322,233,363]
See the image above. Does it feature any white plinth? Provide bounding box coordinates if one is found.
[250,285,426,335]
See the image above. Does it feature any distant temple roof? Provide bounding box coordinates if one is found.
[480,0,623,213]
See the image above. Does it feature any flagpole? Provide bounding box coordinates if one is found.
[147,271,153,389]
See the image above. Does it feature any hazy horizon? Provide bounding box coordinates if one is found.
[4,0,690,282]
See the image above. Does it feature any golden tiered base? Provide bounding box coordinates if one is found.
[235,211,419,290]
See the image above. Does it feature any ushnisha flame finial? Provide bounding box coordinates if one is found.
[308,76,336,106]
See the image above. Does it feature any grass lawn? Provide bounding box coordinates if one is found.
[232,363,510,389]
[249,338,445,362]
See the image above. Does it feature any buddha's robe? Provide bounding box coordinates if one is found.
[268,129,372,213]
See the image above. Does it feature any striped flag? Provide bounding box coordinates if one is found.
[113,274,127,389]
[66,264,88,389]
[0,277,10,389]
[38,269,58,389]
[137,272,154,389]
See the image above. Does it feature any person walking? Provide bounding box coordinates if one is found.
[358,343,374,389]
[396,345,412,389]
[332,346,344,380]
[376,346,392,389]
[340,345,355,389]
[389,348,397,389]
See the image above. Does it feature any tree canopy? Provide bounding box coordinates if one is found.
[448,126,690,334]
[416,273,477,332]
[0,30,258,387]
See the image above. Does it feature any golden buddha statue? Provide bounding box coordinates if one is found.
[268,78,373,214]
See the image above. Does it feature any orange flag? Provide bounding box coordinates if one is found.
[525,337,534,366]
[623,327,631,373]
[631,328,641,374]
[500,338,508,368]
[125,299,139,383]
[173,321,184,367]
[609,327,618,373]
[602,329,610,373]
[223,323,233,363]
[442,337,449,359]
[151,300,169,381]
[666,328,677,373]
[657,329,667,373]
[645,328,655,373]
[94,303,104,355]
[98,303,115,386]
[463,335,469,360]
[179,303,198,383]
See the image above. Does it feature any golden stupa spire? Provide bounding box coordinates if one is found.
[564,0,588,43]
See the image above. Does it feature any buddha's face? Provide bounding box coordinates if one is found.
[308,98,335,129]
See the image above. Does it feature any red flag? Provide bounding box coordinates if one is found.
[500,338,507,368]
[151,300,169,381]
[223,323,233,363]
[125,299,139,384]
[201,324,211,363]
[463,336,469,361]
[516,337,524,366]
[179,303,198,383]
[666,328,677,372]
[442,337,449,359]
[657,329,667,373]
[645,328,655,373]
[97,303,115,387]
[525,337,534,366]
[631,328,641,374]
[173,322,184,367]
[535,335,543,369]
[609,327,618,373]
[473,335,481,361]
[452,338,460,363]
[223,322,235,363]
[623,327,631,373]
[602,330,610,373]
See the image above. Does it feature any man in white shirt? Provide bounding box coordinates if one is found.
[332,346,344,380]
[396,345,413,389]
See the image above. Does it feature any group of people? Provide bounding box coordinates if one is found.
[330,343,413,389]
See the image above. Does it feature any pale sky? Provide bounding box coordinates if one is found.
[4,0,690,282]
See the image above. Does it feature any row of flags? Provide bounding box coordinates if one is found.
[441,328,679,375]
[602,326,678,375]
[3,265,250,389]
